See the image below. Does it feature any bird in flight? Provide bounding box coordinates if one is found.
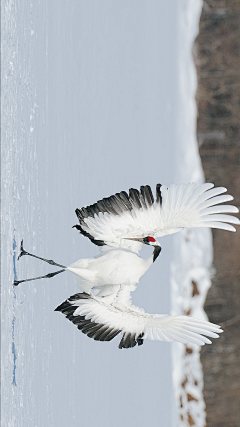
[15,182,239,348]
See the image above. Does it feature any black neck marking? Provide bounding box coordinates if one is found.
[153,245,161,262]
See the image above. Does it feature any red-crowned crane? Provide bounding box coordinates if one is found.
[15,182,239,348]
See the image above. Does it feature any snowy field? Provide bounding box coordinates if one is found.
[1,1,211,426]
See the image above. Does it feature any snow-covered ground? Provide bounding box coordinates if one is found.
[171,2,214,426]
[1,1,212,426]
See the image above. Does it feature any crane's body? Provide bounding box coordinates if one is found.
[67,246,161,294]
[15,182,240,349]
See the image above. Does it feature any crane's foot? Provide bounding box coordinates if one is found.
[16,240,66,268]
[17,240,28,260]
[13,279,22,286]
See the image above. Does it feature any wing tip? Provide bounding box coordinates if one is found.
[118,332,144,349]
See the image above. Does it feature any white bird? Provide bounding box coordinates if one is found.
[16,182,239,349]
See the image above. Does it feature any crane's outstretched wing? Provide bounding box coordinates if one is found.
[55,291,223,349]
[74,183,239,251]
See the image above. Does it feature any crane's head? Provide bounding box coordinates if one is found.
[126,235,161,262]
[142,236,159,246]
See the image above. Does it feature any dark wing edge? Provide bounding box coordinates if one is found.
[55,292,145,349]
[72,223,105,247]
[73,184,162,245]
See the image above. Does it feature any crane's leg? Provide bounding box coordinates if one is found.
[13,269,65,286]
[17,240,66,268]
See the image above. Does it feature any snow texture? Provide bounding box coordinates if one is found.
[171,1,214,426]
[2,2,178,426]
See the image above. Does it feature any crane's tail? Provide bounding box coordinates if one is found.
[55,292,223,349]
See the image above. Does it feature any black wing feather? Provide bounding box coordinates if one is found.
[118,332,144,349]
[55,293,144,349]
[156,183,163,205]
[140,185,154,207]
[74,184,158,245]
[129,188,142,209]
[117,191,132,211]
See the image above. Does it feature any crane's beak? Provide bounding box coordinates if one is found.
[125,237,160,246]
[125,237,142,241]
[124,237,144,243]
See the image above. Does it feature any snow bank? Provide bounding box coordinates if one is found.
[171,1,214,426]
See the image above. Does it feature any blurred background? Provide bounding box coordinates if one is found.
[195,1,240,426]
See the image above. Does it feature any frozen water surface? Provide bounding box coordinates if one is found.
[2,1,208,426]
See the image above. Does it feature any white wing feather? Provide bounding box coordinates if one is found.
[76,183,239,250]
[56,289,223,348]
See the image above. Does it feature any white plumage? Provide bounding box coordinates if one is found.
[74,182,239,252]
[67,248,156,296]
[55,290,223,349]
[68,182,239,296]
[16,182,239,349]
